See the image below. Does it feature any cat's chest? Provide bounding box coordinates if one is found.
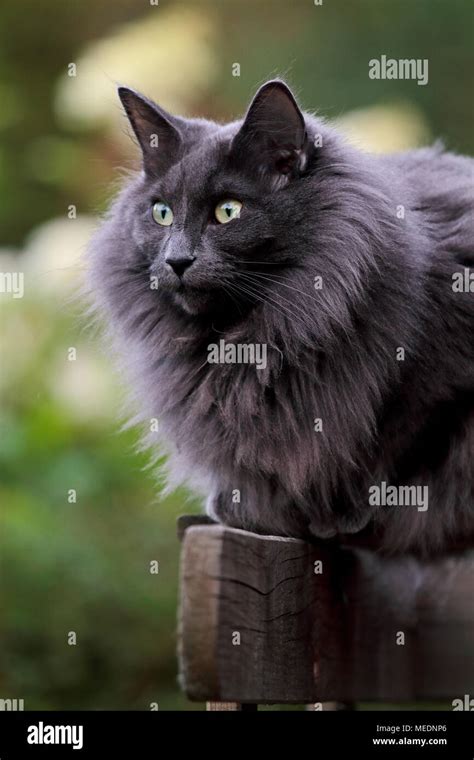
[159,346,269,431]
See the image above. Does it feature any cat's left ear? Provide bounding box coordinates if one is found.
[118,87,182,176]
[230,80,308,183]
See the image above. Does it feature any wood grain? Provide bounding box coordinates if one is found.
[177,520,474,704]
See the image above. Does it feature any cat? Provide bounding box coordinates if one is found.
[87,80,474,555]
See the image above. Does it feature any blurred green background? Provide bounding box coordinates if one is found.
[0,0,472,710]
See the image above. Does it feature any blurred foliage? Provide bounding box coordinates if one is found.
[0,0,472,710]
[0,0,472,245]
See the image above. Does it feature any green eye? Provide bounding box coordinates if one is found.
[215,199,242,224]
[152,201,173,226]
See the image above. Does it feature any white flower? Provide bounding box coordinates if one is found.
[21,216,97,301]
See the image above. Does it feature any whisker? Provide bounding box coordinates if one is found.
[231,276,310,330]
[238,270,352,337]
[222,277,292,323]
[230,258,290,266]
[238,272,315,327]
[219,282,244,317]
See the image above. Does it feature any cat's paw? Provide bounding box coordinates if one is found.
[308,507,374,542]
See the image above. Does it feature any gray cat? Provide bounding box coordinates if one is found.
[87,80,474,555]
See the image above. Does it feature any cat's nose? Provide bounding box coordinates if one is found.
[165,254,196,278]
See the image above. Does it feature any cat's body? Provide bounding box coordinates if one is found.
[88,81,474,555]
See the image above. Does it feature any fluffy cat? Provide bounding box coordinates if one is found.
[87,80,474,555]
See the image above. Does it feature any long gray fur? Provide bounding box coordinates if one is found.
[86,80,474,555]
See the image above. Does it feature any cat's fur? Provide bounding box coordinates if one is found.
[87,80,474,555]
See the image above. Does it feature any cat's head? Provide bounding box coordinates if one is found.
[105,80,320,318]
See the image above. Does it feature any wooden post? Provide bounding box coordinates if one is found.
[177,517,474,705]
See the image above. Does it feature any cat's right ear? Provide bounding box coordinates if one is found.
[118,87,182,176]
[230,80,307,186]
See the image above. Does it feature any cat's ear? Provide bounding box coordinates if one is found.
[118,87,182,176]
[230,80,307,182]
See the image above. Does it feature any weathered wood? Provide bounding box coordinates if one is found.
[177,526,222,699]
[178,524,345,703]
[341,549,474,701]
[178,520,474,704]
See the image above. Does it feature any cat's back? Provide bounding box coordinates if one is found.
[382,143,472,200]
[381,144,473,258]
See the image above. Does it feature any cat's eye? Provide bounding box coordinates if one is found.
[152,201,173,226]
[215,199,242,224]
